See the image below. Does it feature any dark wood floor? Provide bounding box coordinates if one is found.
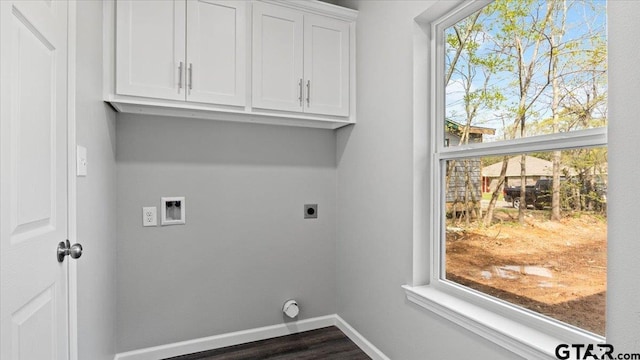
[164,326,371,360]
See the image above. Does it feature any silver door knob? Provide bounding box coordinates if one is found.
[57,240,83,262]
[69,243,83,259]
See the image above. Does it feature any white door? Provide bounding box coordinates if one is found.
[0,1,70,359]
[303,14,350,117]
[252,2,304,112]
[186,0,246,106]
[116,0,186,101]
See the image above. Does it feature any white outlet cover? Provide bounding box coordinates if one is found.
[142,207,157,227]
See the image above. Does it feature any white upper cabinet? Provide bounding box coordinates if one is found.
[116,0,186,101]
[107,1,357,129]
[304,14,350,116]
[116,0,245,106]
[252,2,304,112]
[252,2,350,117]
[186,0,246,106]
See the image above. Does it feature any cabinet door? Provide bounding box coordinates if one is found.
[303,14,350,116]
[186,0,246,106]
[252,2,304,112]
[116,0,186,101]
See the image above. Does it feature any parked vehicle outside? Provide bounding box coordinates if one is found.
[503,179,554,210]
[503,178,607,211]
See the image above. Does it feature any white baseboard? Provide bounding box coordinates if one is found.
[334,315,391,360]
[114,314,389,360]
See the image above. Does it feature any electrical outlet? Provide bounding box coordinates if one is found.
[143,207,157,227]
[304,204,317,219]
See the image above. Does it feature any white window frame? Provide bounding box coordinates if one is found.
[404,1,607,358]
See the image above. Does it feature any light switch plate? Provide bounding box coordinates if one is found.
[143,207,157,227]
[77,145,87,176]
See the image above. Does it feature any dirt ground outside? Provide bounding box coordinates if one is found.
[446,207,607,336]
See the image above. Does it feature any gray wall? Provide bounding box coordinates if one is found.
[75,1,117,359]
[335,1,640,360]
[333,1,515,360]
[116,115,337,352]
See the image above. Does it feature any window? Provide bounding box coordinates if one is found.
[405,0,607,357]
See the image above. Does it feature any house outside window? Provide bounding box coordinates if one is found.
[406,0,608,357]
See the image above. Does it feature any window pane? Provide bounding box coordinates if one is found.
[444,147,607,335]
[444,0,607,146]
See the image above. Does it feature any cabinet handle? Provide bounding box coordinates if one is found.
[188,63,193,91]
[306,80,311,106]
[298,79,303,107]
[178,62,183,89]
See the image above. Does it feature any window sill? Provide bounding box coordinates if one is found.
[403,285,600,360]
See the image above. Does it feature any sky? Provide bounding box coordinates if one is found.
[444,0,607,143]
